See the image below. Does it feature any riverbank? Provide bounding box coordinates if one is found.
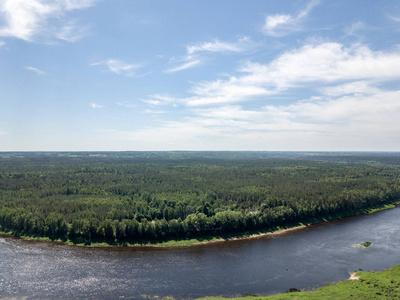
[0,203,396,248]
[199,263,400,299]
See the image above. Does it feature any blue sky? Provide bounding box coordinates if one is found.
[1,0,400,151]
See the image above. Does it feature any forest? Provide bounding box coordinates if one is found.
[0,151,399,244]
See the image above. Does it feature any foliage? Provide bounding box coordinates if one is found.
[0,152,400,244]
[352,241,373,248]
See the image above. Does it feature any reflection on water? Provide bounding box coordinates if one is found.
[1,207,400,299]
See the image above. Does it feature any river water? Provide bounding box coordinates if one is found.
[1,207,400,299]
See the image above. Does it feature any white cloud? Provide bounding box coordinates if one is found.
[142,94,177,106]
[0,41,5,47]
[297,0,320,19]
[278,90,400,124]
[263,14,292,36]
[25,66,46,76]
[144,109,166,114]
[91,103,103,109]
[91,59,141,76]
[185,78,273,106]
[319,81,381,97]
[344,21,366,36]
[165,58,204,73]
[131,41,400,150]
[142,99,161,106]
[179,42,400,106]
[103,87,400,151]
[63,0,97,10]
[388,15,400,23]
[263,0,320,37]
[259,43,400,85]
[56,21,90,42]
[190,105,322,133]
[187,37,254,54]
[117,102,136,108]
[166,37,255,73]
[0,0,97,42]
[194,105,265,120]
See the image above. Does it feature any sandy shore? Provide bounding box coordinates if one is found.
[349,272,360,280]
[190,225,308,246]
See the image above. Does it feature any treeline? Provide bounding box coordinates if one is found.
[0,154,400,244]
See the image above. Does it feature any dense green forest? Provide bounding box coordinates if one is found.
[0,152,400,244]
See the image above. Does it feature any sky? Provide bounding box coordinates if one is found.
[1,0,400,151]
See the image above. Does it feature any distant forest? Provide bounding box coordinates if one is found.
[0,152,400,244]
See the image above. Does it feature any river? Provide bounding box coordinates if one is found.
[1,207,400,299]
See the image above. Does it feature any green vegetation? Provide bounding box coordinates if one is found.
[200,264,400,299]
[0,152,400,246]
[353,241,373,248]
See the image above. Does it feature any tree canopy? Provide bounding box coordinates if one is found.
[1,152,399,244]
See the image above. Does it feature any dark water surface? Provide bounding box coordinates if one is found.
[1,207,400,299]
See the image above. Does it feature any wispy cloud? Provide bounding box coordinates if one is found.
[91,103,104,109]
[0,41,5,47]
[142,94,177,106]
[63,0,97,10]
[165,58,204,73]
[194,105,265,121]
[0,0,97,42]
[144,109,166,114]
[117,102,137,108]
[388,15,400,23]
[187,37,254,55]
[319,81,381,97]
[25,66,46,76]
[166,37,255,73]
[91,59,142,76]
[0,131,7,136]
[263,0,320,37]
[56,20,90,43]
[344,21,366,36]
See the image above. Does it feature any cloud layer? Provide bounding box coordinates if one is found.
[134,41,400,150]
[110,87,400,151]
[175,42,400,106]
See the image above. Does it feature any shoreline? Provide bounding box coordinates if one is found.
[0,203,396,248]
[0,225,308,248]
[166,202,397,247]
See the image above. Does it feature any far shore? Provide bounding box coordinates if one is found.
[0,203,397,248]
[0,225,307,248]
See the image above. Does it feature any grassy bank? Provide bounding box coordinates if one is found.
[200,263,400,300]
[1,203,396,248]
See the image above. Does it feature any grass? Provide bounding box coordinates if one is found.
[199,264,400,300]
[0,203,396,248]
[353,241,373,248]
